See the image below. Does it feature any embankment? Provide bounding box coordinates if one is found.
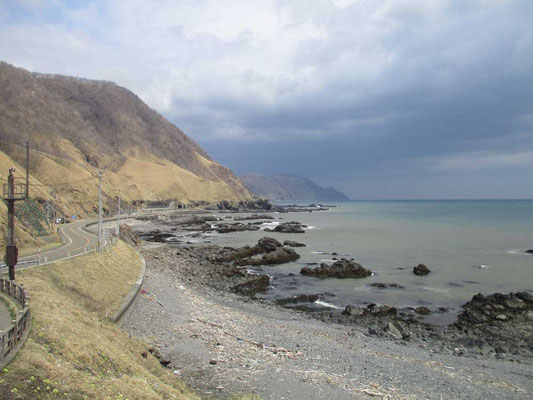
[0,241,199,400]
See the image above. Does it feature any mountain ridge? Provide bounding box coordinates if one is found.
[240,173,350,202]
[0,61,252,247]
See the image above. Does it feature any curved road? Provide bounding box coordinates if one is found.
[1,219,101,272]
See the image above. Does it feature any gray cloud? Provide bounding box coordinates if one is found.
[1,0,532,198]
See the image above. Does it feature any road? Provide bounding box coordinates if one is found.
[0,219,102,272]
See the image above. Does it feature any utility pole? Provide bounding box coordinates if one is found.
[46,200,50,225]
[116,189,121,237]
[25,141,30,200]
[98,170,103,252]
[3,168,26,280]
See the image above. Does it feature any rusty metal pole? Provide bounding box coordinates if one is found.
[6,168,18,280]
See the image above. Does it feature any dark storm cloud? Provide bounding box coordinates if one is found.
[1,0,533,198]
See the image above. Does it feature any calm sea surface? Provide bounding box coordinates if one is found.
[205,200,533,323]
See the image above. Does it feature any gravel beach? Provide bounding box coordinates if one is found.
[122,245,533,399]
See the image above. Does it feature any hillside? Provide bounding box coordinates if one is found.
[240,173,350,202]
[0,61,251,211]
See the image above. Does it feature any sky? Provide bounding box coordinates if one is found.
[1,0,532,199]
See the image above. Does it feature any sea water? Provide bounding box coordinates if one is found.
[207,200,533,322]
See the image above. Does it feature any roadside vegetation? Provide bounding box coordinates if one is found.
[0,241,199,400]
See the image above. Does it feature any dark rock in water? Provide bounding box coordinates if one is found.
[341,304,398,318]
[332,252,338,256]
[258,237,283,252]
[140,230,177,243]
[526,249,533,254]
[283,240,306,247]
[231,275,270,296]
[413,264,431,276]
[260,248,300,265]
[234,214,275,221]
[265,222,306,233]
[212,237,299,266]
[415,306,431,315]
[234,241,300,266]
[275,294,323,306]
[216,223,261,233]
[300,258,372,279]
[370,283,405,289]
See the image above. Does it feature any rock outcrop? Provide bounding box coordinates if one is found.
[413,264,431,275]
[283,240,306,247]
[300,259,372,279]
[265,222,306,233]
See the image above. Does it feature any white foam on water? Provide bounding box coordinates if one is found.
[246,269,261,275]
[306,225,317,230]
[261,221,281,229]
[315,299,343,309]
[310,251,324,254]
[421,286,449,294]
[474,264,491,269]
[507,249,531,256]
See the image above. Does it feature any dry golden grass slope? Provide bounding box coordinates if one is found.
[0,241,200,400]
[0,61,252,217]
[0,150,58,249]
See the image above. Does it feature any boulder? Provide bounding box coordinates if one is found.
[415,306,431,315]
[367,303,397,317]
[258,237,283,252]
[231,275,270,296]
[455,292,533,327]
[526,249,533,254]
[216,223,260,233]
[234,214,275,221]
[413,264,431,276]
[342,305,365,317]
[261,248,300,265]
[300,258,372,279]
[266,222,306,233]
[283,240,306,247]
[275,294,323,306]
[119,224,141,246]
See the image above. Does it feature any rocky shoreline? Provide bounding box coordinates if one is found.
[126,207,533,362]
[140,242,533,363]
[119,207,532,398]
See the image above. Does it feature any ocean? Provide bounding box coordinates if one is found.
[204,200,533,323]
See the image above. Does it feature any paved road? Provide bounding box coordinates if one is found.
[0,219,101,273]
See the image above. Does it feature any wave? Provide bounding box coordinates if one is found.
[421,286,449,294]
[310,251,325,254]
[507,249,532,256]
[261,221,281,229]
[315,299,343,309]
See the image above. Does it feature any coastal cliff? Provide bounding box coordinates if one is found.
[240,173,349,202]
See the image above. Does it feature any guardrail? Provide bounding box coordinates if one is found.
[0,232,117,272]
[0,278,31,367]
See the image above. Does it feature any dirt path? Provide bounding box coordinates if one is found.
[122,252,533,400]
